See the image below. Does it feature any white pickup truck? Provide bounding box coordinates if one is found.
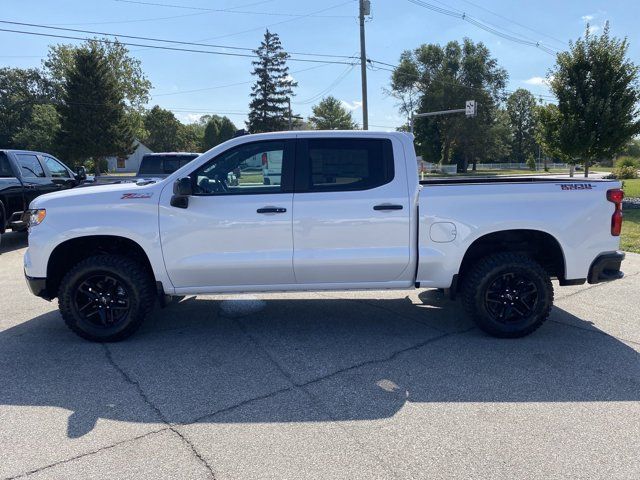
[23,131,626,342]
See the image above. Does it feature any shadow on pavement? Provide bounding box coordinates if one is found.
[1,293,638,438]
[0,231,28,255]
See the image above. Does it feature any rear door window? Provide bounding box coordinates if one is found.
[17,154,45,178]
[0,152,15,177]
[298,138,394,192]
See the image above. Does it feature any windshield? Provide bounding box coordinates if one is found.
[138,154,198,175]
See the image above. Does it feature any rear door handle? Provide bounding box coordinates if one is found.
[257,207,287,214]
[373,204,403,211]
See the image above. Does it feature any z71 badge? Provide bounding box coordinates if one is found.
[559,183,593,190]
[121,193,153,199]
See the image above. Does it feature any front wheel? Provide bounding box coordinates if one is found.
[58,255,155,342]
[461,253,553,338]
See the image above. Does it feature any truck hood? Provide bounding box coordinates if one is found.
[30,182,161,209]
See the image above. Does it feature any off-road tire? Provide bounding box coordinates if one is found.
[461,252,553,338]
[58,255,155,342]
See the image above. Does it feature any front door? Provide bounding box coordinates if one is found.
[41,155,77,189]
[15,153,59,205]
[159,139,296,289]
[292,137,412,284]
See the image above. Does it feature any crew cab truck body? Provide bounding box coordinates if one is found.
[0,149,86,242]
[23,131,625,341]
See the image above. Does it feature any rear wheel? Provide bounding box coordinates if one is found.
[58,255,155,342]
[461,253,553,338]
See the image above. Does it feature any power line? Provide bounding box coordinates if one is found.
[47,0,276,26]
[0,27,356,65]
[0,20,358,60]
[196,0,357,41]
[113,0,354,18]
[151,63,333,97]
[294,64,356,105]
[405,0,558,55]
[456,0,568,47]
[368,61,556,100]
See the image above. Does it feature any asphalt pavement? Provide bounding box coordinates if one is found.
[1,231,639,480]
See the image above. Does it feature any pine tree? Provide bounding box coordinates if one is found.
[247,30,297,133]
[58,45,133,173]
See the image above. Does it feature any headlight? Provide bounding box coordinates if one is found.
[28,209,47,227]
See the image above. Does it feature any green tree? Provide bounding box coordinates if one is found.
[12,104,61,154]
[203,115,237,149]
[143,106,183,152]
[506,89,538,162]
[0,68,55,148]
[485,108,512,163]
[390,39,507,171]
[58,45,133,174]
[308,96,358,130]
[549,23,640,177]
[44,39,151,139]
[247,30,297,133]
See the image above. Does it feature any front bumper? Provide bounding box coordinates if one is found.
[587,252,625,284]
[24,272,51,300]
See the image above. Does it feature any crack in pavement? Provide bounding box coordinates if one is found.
[229,315,405,480]
[3,428,169,480]
[191,325,476,426]
[550,318,640,347]
[100,344,217,479]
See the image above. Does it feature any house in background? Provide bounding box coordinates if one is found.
[106,140,153,173]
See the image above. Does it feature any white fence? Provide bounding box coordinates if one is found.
[418,160,568,175]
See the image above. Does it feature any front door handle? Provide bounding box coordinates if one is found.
[373,204,403,211]
[257,207,287,214]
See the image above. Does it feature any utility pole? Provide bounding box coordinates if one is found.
[359,0,370,130]
[287,97,292,130]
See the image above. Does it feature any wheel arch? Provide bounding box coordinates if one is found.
[46,235,156,299]
[457,229,567,288]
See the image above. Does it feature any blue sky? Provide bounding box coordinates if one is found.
[1,0,639,130]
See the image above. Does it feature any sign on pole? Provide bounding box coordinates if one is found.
[465,100,476,117]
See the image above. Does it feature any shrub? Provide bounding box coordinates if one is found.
[616,156,639,169]
[612,165,638,179]
[526,155,537,171]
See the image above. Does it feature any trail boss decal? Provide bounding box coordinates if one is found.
[121,193,153,199]
[559,183,593,190]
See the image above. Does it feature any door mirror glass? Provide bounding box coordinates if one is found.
[76,165,87,182]
[173,177,193,196]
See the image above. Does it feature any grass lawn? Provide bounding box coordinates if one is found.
[621,209,640,254]
[621,178,640,199]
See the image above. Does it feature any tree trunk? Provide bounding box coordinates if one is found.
[569,164,574,177]
[95,157,101,177]
[584,160,590,178]
[441,140,451,165]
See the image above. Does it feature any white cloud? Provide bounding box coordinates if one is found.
[174,112,202,124]
[524,76,548,86]
[340,100,362,111]
[581,14,595,22]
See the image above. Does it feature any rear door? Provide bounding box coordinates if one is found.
[15,153,58,204]
[292,136,412,284]
[0,153,25,223]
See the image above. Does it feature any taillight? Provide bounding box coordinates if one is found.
[261,152,268,168]
[607,188,624,236]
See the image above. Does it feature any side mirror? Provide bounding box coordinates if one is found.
[76,165,87,182]
[173,177,193,196]
[171,177,192,208]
